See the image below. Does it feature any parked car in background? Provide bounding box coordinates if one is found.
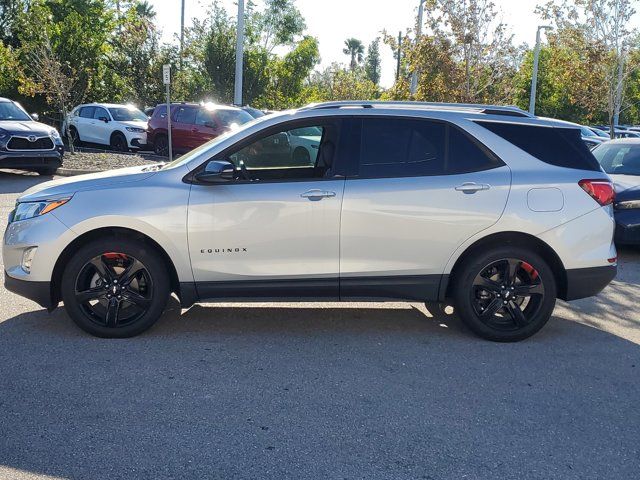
[147,102,254,156]
[241,105,265,119]
[591,125,640,139]
[4,101,617,342]
[144,107,155,118]
[593,139,640,246]
[0,97,64,175]
[540,118,604,149]
[65,103,148,151]
[287,125,322,164]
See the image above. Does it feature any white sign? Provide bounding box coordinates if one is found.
[162,64,171,85]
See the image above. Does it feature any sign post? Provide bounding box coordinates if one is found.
[162,64,173,162]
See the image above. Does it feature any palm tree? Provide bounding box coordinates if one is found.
[343,38,364,71]
[135,0,156,19]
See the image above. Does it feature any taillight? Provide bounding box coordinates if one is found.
[579,179,615,206]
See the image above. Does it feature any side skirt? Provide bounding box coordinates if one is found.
[183,275,445,305]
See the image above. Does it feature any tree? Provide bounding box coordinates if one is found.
[343,38,364,71]
[304,63,379,102]
[253,0,306,53]
[0,0,27,47]
[364,38,381,85]
[538,0,638,135]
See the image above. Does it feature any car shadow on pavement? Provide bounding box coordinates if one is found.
[0,170,55,194]
[0,300,639,480]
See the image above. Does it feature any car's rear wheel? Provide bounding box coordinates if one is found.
[61,237,170,338]
[452,246,557,342]
[153,134,168,156]
[110,132,128,152]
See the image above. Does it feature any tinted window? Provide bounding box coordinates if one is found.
[93,107,109,120]
[593,143,640,176]
[154,105,167,118]
[476,121,600,171]
[448,127,501,174]
[79,106,95,118]
[360,119,445,177]
[175,107,196,124]
[358,118,499,178]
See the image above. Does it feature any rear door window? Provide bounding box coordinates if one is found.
[475,121,601,171]
[357,118,501,178]
[175,107,197,124]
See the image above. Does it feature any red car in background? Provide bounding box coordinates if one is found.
[147,102,254,156]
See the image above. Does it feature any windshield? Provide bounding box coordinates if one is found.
[593,143,640,176]
[580,126,597,137]
[0,101,31,121]
[109,107,148,122]
[162,115,265,170]
[216,109,253,128]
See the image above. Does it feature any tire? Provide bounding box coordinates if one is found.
[69,126,81,147]
[60,237,170,338]
[153,134,168,156]
[110,132,129,152]
[452,246,557,342]
[34,166,58,176]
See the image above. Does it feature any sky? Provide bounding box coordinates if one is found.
[147,0,571,88]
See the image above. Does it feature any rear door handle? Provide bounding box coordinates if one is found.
[301,189,336,201]
[455,182,491,194]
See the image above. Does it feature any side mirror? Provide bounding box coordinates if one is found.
[195,160,236,183]
[31,113,39,121]
[98,116,109,123]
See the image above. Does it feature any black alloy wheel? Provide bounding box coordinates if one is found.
[111,133,128,152]
[453,246,557,342]
[153,135,169,156]
[74,252,153,328]
[471,258,544,331]
[61,237,170,337]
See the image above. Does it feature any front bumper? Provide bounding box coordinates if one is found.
[564,265,617,301]
[125,131,147,149]
[0,146,64,170]
[614,209,640,245]
[4,271,53,309]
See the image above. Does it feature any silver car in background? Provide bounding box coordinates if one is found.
[3,101,617,341]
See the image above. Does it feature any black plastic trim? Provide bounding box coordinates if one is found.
[562,265,617,301]
[340,275,441,301]
[4,272,53,309]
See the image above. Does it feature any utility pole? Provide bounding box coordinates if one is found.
[180,0,185,70]
[396,31,402,82]
[409,0,425,97]
[613,53,625,128]
[529,25,552,115]
[234,0,245,106]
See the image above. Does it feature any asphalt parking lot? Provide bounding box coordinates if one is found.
[0,169,639,480]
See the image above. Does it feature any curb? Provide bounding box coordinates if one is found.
[56,168,102,177]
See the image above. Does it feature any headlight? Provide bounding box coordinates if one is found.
[125,127,146,133]
[615,200,640,210]
[11,198,71,222]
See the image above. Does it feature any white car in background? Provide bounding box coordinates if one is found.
[288,125,322,165]
[65,103,148,151]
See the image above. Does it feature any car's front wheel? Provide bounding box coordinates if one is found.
[153,134,169,156]
[110,132,129,152]
[61,237,170,338]
[452,246,557,342]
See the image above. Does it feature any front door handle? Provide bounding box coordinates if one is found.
[455,182,491,194]
[300,189,336,201]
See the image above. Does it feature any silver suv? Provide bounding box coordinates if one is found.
[3,101,617,341]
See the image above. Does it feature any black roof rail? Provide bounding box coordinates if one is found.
[299,101,533,117]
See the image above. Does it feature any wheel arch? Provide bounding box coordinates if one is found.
[110,130,127,142]
[442,231,568,301]
[51,226,192,308]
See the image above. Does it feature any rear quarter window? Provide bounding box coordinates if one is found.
[476,121,601,171]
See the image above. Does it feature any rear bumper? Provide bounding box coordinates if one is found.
[4,271,53,309]
[0,147,63,170]
[563,265,617,301]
